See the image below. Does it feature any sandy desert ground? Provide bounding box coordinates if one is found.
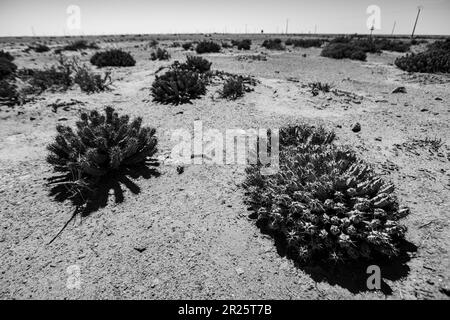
[0,35,449,299]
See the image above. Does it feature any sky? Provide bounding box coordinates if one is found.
[0,0,449,37]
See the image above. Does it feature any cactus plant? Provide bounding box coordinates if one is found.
[46,106,157,200]
[243,124,409,264]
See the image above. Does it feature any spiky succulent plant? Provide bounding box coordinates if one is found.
[243,124,409,264]
[46,106,157,200]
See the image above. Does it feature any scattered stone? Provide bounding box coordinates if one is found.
[150,278,160,288]
[375,137,382,141]
[176,165,184,174]
[351,122,361,133]
[30,117,36,121]
[392,86,406,94]
[134,246,146,253]
[235,267,244,275]
[420,108,428,112]
[435,97,443,101]
[58,117,68,121]
[440,286,450,297]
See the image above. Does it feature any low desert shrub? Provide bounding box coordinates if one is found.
[62,40,99,51]
[262,39,285,50]
[149,39,159,48]
[0,50,14,61]
[182,42,193,50]
[220,76,245,100]
[90,49,136,67]
[46,106,157,200]
[309,81,332,96]
[195,41,221,54]
[243,125,410,264]
[0,79,19,106]
[22,57,73,93]
[321,43,367,61]
[31,44,51,53]
[374,39,411,52]
[177,55,212,73]
[293,39,323,48]
[395,39,450,73]
[236,39,252,50]
[221,42,233,49]
[0,58,17,80]
[151,68,207,105]
[73,65,112,93]
[150,47,170,61]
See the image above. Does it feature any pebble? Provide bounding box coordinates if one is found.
[351,122,361,133]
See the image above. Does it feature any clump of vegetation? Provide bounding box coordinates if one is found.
[150,47,170,61]
[293,39,323,48]
[46,106,157,204]
[220,76,245,100]
[221,42,233,49]
[236,39,252,50]
[374,39,411,52]
[30,44,51,53]
[151,69,207,105]
[195,41,221,54]
[90,49,136,67]
[182,42,193,50]
[243,125,410,264]
[62,40,99,51]
[170,42,181,48]
[0,79,19,106]
[262,39,285,50]
[148,39,159,48]
[175,55,212,73]
[0,57,17,80]
[395,39,450,73]
[73,64,112,93]
[309,81,332,96]
[321,43,367,61]
[0,50,14,61]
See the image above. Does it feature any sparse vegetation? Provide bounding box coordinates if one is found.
[220,76,245,100]
[395,39,450,73]
[30,44,51,53]
[243,124,409,264]
[0,50,14,61]
[46,106,157,203]
[321,43,367,61]
[182,42,193,50]
[176,55,212,73]
[73,64,112,93]
[90,49,136,67]
[262,39,285,50]
[150,47,170,61]
[309,81,332,96]
[0,79,19,106]
[236,39,252,50]
[0,58,17,80]
[61,40,99,51]
[195,41,221,54]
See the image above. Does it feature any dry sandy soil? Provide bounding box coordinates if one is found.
[0,35,449,299]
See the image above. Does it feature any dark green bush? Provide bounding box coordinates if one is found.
[221,42,233,49]
[62,40,99,51]
[321,43,367,61]
[31,44,51,53]
[182,42,193,50]
[220,76,245,100]
[150,47,170,61]
[47,106,157,200]
[22,57,73,93]
[262,39,285,50]
[243,125,409,264]
[0,79,19,106]
[309,82,332,96]
[177,56,212,73]
[195,41,221,54]
[395,50,450,73]
[151,69,207,105]
[293,39,323,48]
[0,50,14,61]
[374,39,411,52]
[237,39,252,50]
[74,65,112,93]
[90,49,136,67]
[0,58,17,80]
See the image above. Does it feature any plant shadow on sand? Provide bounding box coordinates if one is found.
[253,214,418,295]
[47,159,160,217]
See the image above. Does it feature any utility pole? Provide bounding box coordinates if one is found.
[285,19,289,34]
[391,21,396,35]
[314,25,317,34]
[411,6,422,39]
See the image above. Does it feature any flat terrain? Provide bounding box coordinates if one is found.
[0,35,449,299]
